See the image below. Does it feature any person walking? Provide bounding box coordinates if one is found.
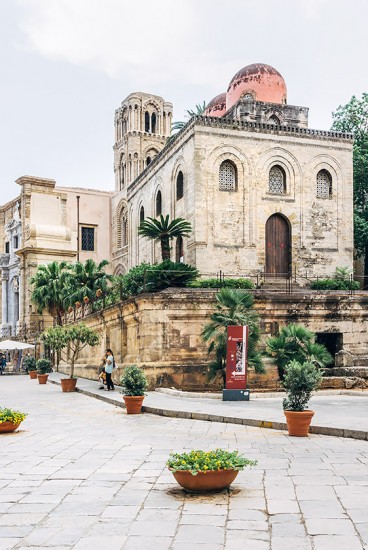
[105,349,115,391]
[98,353,107,390]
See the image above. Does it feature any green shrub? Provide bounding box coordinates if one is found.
[190,278,254,289]
[167,449,257,475]
[23,356,37,372]
[310,267,360,290]
[120,365,148,396]
[36,358,53,374]
[282,360,323,411]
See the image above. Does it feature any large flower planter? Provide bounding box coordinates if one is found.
[60,378,78,392]
[29,370,37,380]
[0,421,21,433]
[170,469,239,493]
[284,410,314,437]
[37,374,49,384]
[123,396,144,414]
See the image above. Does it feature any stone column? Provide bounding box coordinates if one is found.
[1,271,8,324]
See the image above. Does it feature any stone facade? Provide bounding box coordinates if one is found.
[0,176,113,338]
[58,289,368,391]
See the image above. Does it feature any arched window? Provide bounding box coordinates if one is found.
[151,112,156,134]
[146,157,151,166]
[156,191,162,216]
[140,206,145,223]
[119,162,125,189]
[269,115,280,125]
[269,165,286,194]
[117,205,128,248]
[176,171,184,200]
[176,236,184,263]
[145,111,150,132]
[219,161,237,191]
[317,170,332,198]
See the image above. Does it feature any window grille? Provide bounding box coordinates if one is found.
[219,161,237,191]
[81,227,95,251]
[317,170,332,198]
[269,166,285,194]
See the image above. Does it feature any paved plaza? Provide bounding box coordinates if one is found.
[0,376,368,550]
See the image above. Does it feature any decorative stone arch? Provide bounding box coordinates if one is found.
[305,154,343,200]
[256,147,302,197]
[116,199,128,249]
[114,264,126,276]
[266,108,284,125]
[205,145,251,192]
[240,90,256,101]
[144,146,159,167]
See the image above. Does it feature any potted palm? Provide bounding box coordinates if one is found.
[24,356,37,379]
[167,449,257,493]
[0,407,27,433]
[120,365,148,414]
[36,358,53,384]
[282,359,323,436]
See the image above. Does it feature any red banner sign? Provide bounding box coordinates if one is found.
[225,326,248,390]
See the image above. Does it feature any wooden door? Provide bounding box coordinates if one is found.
[265,214,290,276]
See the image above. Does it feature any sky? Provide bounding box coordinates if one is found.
[0,0,367,204]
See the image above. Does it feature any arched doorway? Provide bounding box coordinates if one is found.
[265,214,291,276]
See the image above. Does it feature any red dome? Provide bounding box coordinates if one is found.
[226,63,287,110]
[204,92,226,117]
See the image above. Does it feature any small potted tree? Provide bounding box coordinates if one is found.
[120,365,148,414]
[36,358,53,384]
[62,324,99,392]
[282,359,323,436]
[24,356,37,379]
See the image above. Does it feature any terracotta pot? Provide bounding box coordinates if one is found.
[37,373,49,384]
[60,378,78,392]
[123,395,144,414]
[29,370,37,379]
[0,421,21,433]
[170,469,239,493]
[284,410,314,437]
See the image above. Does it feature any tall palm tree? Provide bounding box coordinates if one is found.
[65,259,112,306]
[266,323,333,380]
[171,101,207,133]
[138,215,192,261]
[30,261,72,325]
[202,288,265,385]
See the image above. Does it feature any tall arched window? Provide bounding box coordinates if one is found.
[219,161,237,191]
[140,206,145,223]
[316,170,332,198]
[176,171,184,200]
[151,112,156,134]
[156,191,162,216]
[145,112,150,132]
[146,157,151,166]
[269,165,286,194]
[122,212,128,246]
[176,236,184,263]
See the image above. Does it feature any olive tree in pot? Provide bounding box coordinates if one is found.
[120,365,148,414]
[61,324,100,392]
[36,358,53,384]
[282,359,323,436]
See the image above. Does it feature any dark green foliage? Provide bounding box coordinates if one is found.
[202,288,265,386]
[36,358,53,374]
[30,261,72,324]
[190,278,254,289]
[120,365,148,396]
[23,356,37,372]
[147,260,198,289]
[266,323,333,380]
[309,267,360,290]
[138,215,192,261]
[65,259,112,307]
[282,360,323,411]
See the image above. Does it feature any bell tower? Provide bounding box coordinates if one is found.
[113,92,173,192]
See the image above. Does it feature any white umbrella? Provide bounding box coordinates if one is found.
[0,340,35,350]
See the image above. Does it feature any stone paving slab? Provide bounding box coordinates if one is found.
[1,376,368,549]
[48,373,368,440]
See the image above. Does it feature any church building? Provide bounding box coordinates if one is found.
[112,63,354,281]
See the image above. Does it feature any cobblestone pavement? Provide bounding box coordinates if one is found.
[1,376,368,550]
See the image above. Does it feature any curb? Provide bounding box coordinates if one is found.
[48,378,368,441]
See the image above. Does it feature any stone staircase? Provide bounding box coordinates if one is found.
[324,351,368,389]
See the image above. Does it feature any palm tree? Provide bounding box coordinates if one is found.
[202,288,265,385]
[138,215,192,261]
[171,101,207,133]
[30,261,72,325]
[266,323,333,380]
[65,259,113,307]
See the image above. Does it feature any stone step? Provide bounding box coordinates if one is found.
[353,356,368,367]
[326,366,368,378]
[322,376,366,390]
